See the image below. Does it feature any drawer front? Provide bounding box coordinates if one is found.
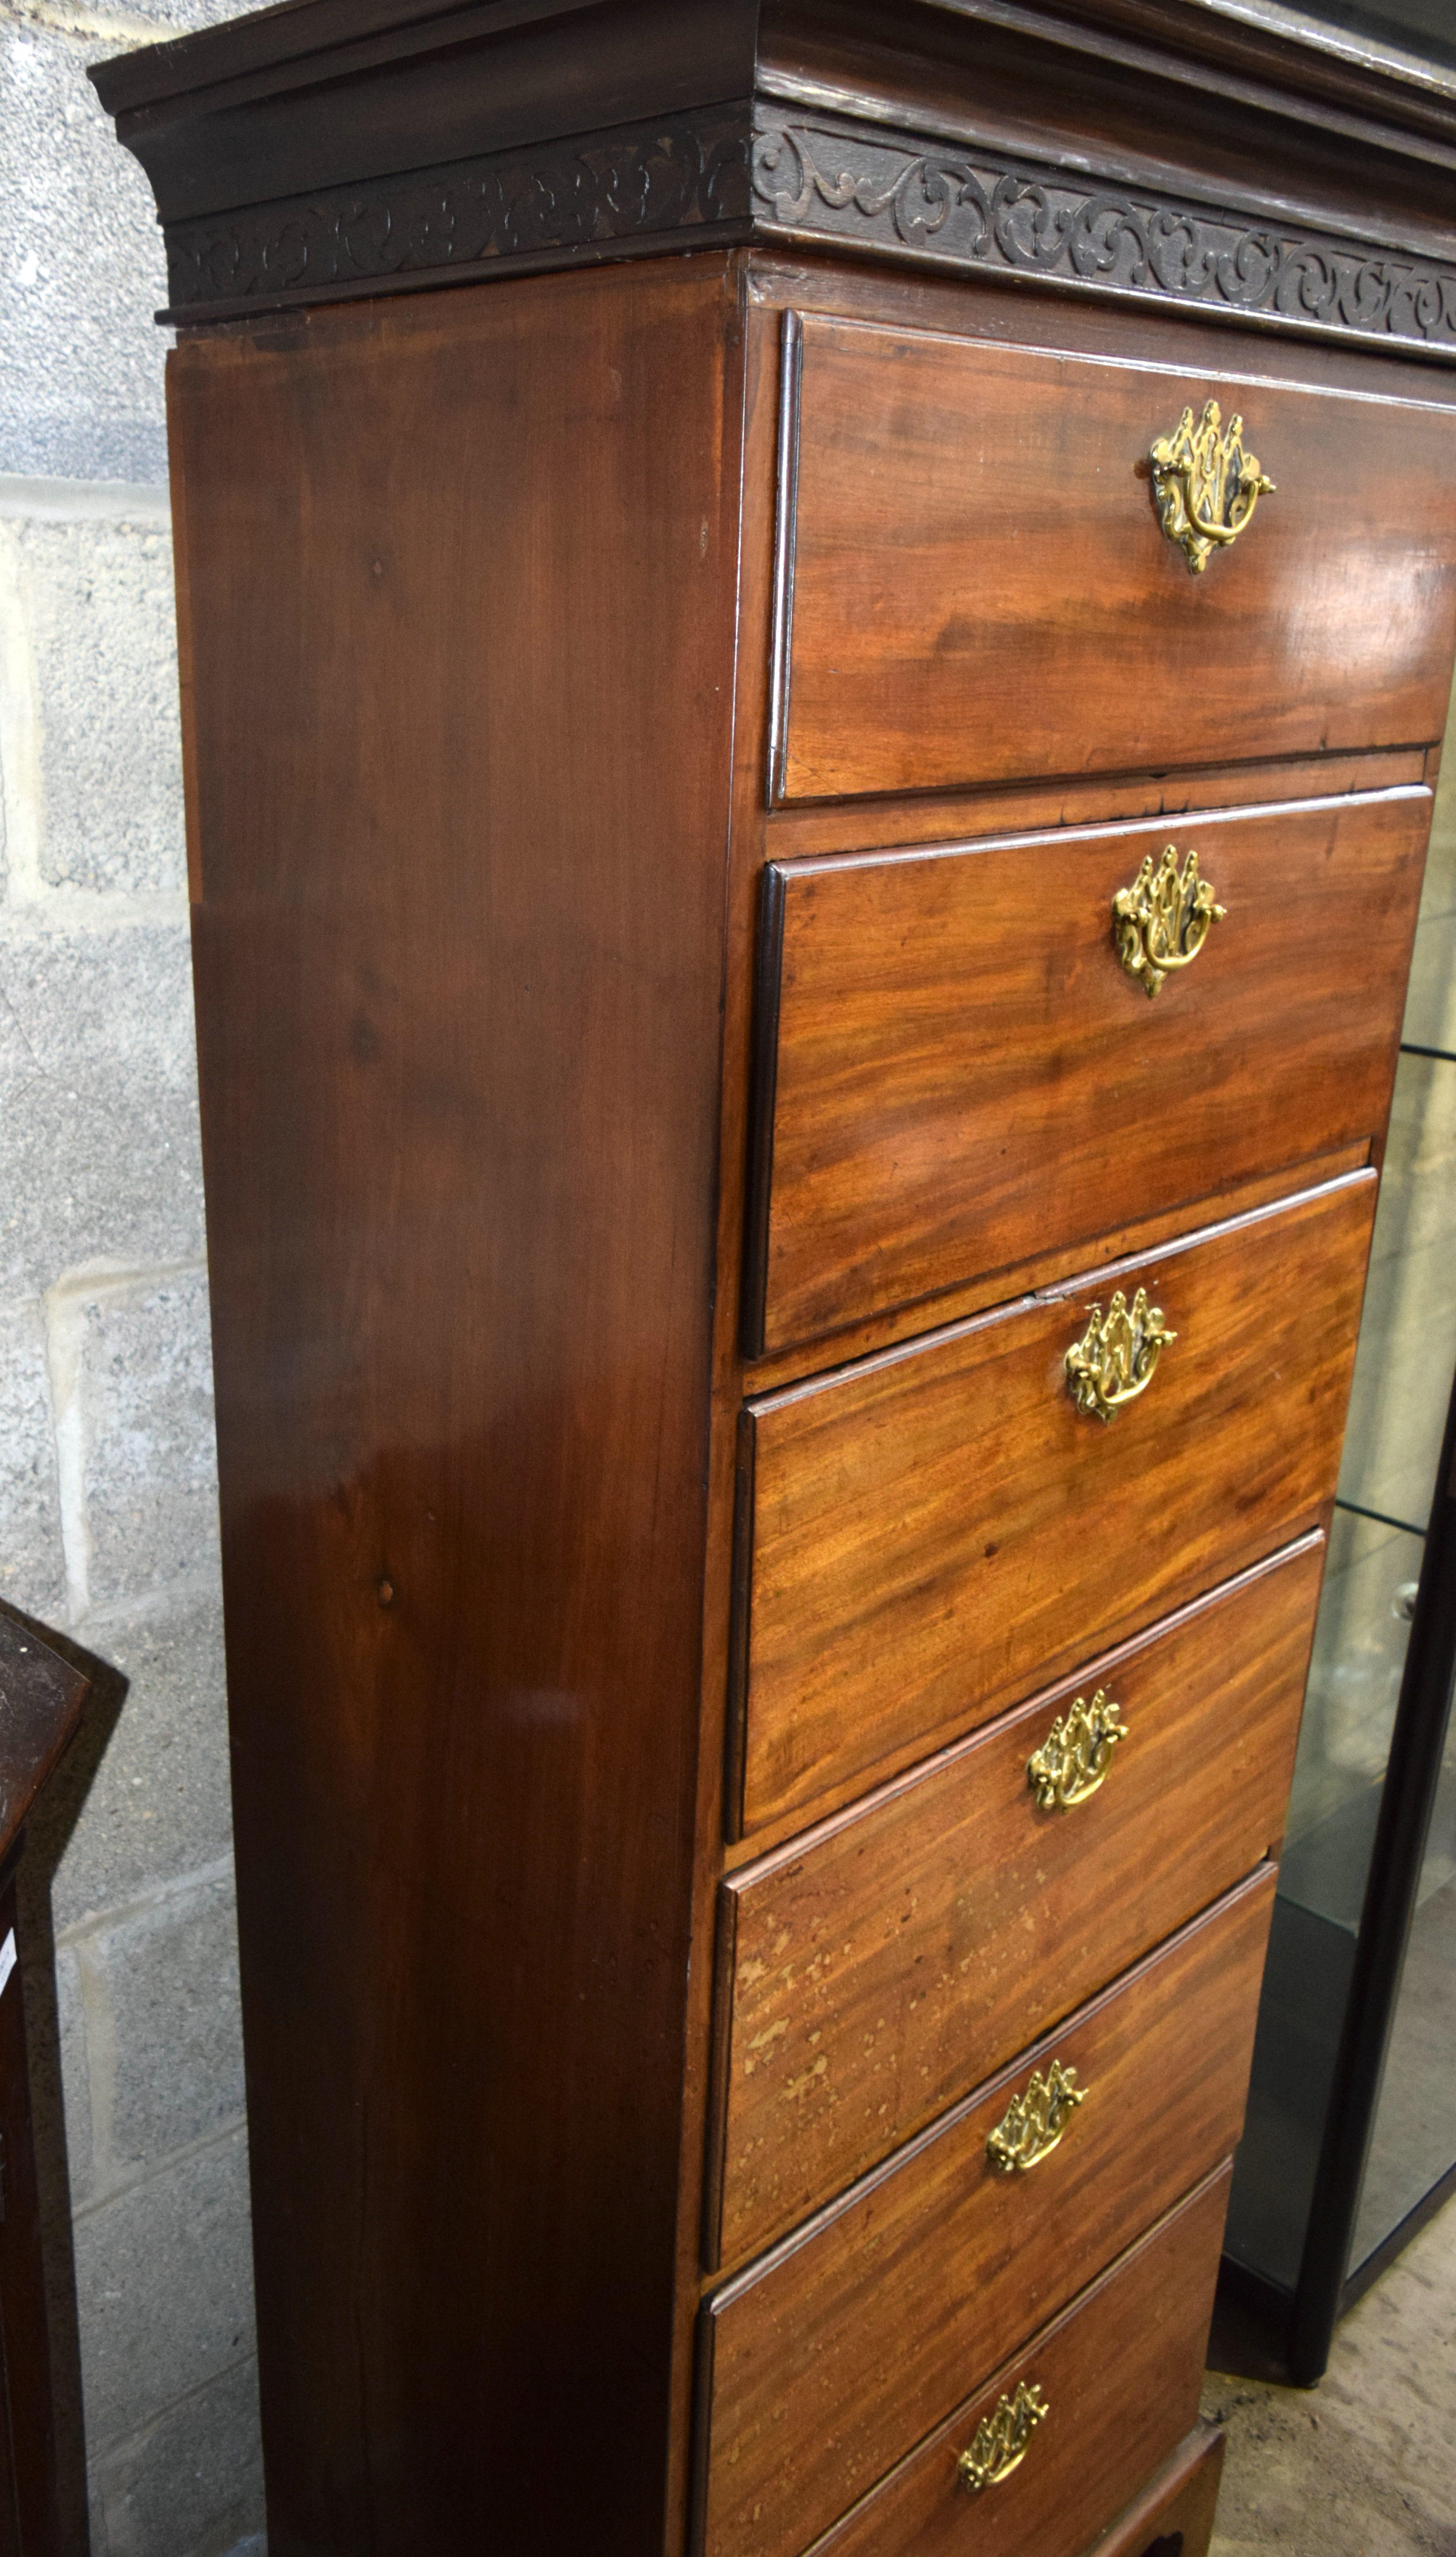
[712,1540,1319,2266]
[1088,2425,1224,2557]
[696,1881,1266,2557]
[799,2168,1233,2557]
[774,314,1456,803]
[747,789,1426,1356]
[734,1171,1372,1834]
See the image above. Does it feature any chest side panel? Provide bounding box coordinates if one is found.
[172,257,743,2557]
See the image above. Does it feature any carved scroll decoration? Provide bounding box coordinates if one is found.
[161,102,1456,349]
[164,111,753,313]
[750,118,1456,353]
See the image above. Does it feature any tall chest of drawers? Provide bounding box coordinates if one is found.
[95,5,1456,2554]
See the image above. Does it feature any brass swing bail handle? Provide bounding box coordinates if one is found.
[1027,1689,1127,1811]
[957,2382,1051,2493]
[986,2059,1088,2175]
[1150,396,1274,574]
[1113,843,1225,997]
[1065,1287,1175,1423]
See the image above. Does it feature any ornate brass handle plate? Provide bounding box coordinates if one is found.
[1113,844,1225,997]
[1150,397,1274,574]
[957,2382,1050,2493]
[987,2060,1087,2175]
[1065,1287,1175,1423]
[1028,1689,1127,1810]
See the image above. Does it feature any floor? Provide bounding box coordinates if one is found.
[1202,2196,1456,2555]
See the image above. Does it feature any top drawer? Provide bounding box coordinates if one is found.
[771,314,1456,803]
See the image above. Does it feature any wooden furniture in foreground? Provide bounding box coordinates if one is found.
[0,1616,89,2557]
[91,4,1456,2552]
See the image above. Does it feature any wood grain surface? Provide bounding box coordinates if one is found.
[760,744,1429,875]
[697,1883,1266,2557]
[131,17,1456,2548]
[796,2165,1234,2557]
[0,1865,55,2557]
[711,1539,1320,2263]
[748,787,1427,1354]
[740,1142,1372,1407]
[0,1619,88,2557]
[0,1613,89,1868]
[169,258,741,2557]
[735,1171,1374,1834]
[777,316,1456,802]
[1084,2422,1225,2557]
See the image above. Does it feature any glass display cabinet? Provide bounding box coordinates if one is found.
[1220,679,1456,2380]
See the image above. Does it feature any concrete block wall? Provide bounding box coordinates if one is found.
[1,0,264,2548]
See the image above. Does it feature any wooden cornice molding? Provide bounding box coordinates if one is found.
[89,0,1456,352]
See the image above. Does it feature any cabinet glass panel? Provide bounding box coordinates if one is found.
[1223,682,1456,2314]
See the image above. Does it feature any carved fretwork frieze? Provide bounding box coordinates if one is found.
[749,115,1456,353]
[160,90,1456,355]
[162,108,755,317]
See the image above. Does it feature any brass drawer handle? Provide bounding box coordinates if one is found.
[957,2382,1050,2493]
[1113,843,1225,997]
[987,2060,1086,2175]
[1150,397,1274,574]
[1027,1689,1127,1810]
[1065,1287,1175,1423]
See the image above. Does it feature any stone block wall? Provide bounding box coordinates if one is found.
[0,0,263,2548]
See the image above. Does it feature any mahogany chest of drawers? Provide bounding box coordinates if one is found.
[93,4,1456,2552]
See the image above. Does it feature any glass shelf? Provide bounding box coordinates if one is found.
[1220,678,1456,2368]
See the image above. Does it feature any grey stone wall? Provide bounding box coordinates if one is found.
[1,0,264,2549]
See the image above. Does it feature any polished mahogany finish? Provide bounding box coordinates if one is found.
[747,788,1427,1354]
[696,1873,1271,2557]
[89,0,1456,2547]
[0,1616,88,1871]
[776,317,1456,804]
[743,1141,1375,1401]
[169,261,742,2557]
[89,2,1456,338]
[762,743,1430,865]
[1084,2424,1224,2557]
[0,1614,89,2557]
[711,1542,1320,2263]
[736,1172,1374,1834]
[802,2167,1233,2557]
